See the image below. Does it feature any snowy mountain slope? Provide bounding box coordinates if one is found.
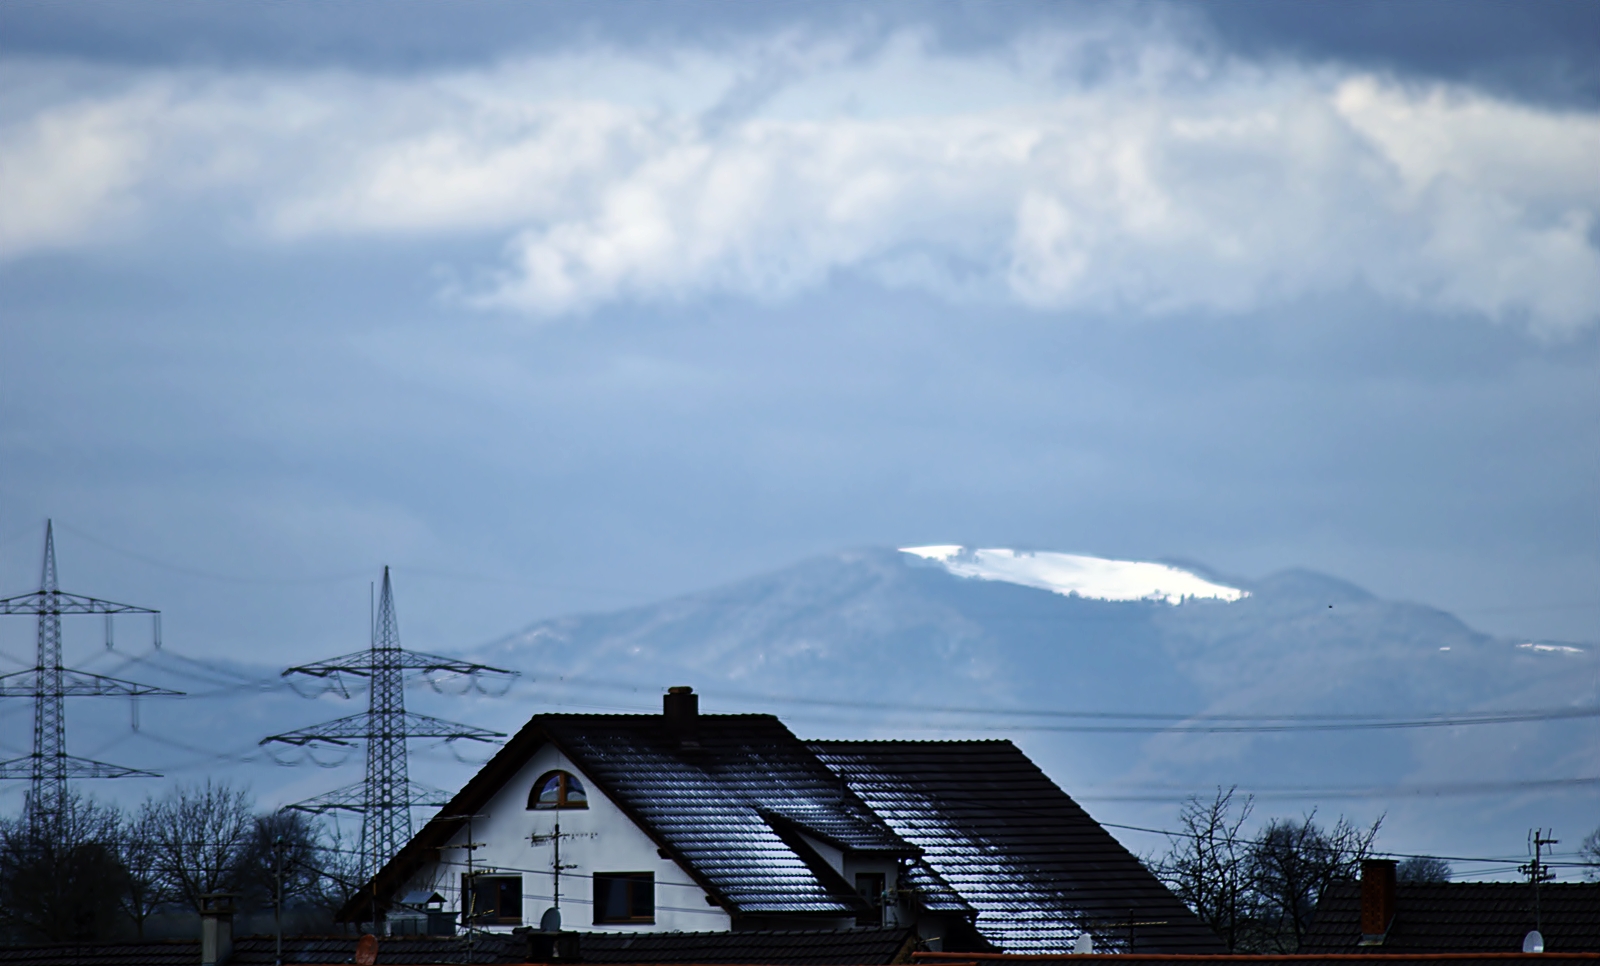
[472,547,1598,868]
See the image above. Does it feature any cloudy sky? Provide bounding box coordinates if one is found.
[1,0,1597,672]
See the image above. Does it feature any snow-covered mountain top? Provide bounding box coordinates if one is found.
[900,545,1248,605]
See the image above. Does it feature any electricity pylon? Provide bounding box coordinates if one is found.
[262,566,513,883]
[0,521,182,822]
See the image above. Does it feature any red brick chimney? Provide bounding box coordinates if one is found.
[1359,859,1398,945]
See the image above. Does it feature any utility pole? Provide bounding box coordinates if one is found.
[274,833,285,966]
[1521,829,1559,933]
[0,521,182,824]
[262,568,514,898]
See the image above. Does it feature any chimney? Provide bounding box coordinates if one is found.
[664,685,698,723]
[199,893,236,965]
[1359,859,1398,945]
[664,686,699,745]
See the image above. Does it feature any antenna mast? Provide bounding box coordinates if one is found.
[1521,829,1559,933]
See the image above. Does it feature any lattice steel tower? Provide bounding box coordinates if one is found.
[0,521,182,822]
[263,567,513,881]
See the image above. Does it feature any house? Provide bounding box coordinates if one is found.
[1301,859,1600,953]
[344,687,1223,954]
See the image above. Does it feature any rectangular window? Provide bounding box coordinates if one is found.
[593,872,654,923]
[462,874,523,925]
[855,873,886,927]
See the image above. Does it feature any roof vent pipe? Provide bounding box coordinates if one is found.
[1359,859,1398,946]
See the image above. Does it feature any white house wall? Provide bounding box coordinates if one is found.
[398,742,734,934]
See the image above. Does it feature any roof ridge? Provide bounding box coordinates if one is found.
[808,738,1016,745]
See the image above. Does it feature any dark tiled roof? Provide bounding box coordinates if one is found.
[548,716,915,915]
[810,741,1226,956]
[900,859,975,915]
[0,935,508,966]
[1302,881,1600,953]
[0,928,914,966]
[912,954,1600,966]
[574,925,916,963]
[0,942,198,966]
[353,714,915,922]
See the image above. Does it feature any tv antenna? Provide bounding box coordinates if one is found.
[1520,828,1559,943]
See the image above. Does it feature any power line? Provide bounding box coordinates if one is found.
[537,676,1600,733]
[50,522,374,586]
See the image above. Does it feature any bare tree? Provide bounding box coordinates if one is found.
[1397,855,1451,883]
[1153,788,1256,951]
[237,810,331,914]
[1581,826,1600,882]
[1248,812,1382,952]
[114,801,167,938]
[0,792,127,942]
[1152,791,1383,952]
[147,780,254,913]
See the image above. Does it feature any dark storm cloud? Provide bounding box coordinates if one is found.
[5,0,1598,106]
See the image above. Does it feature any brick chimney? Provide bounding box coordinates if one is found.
[664,686,699,746]
[1359,859,1398,945]
[664,685,698,721]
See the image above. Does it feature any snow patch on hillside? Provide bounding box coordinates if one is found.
[901,546,1248,605]
[1517,641,1587,655]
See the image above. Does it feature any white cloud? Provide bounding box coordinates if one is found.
[2,32,1597,334]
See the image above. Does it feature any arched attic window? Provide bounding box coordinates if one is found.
[529,770,588,809]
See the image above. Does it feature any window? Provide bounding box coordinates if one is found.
[855,872,886,927]
[463,874,522,925]
[529,770,588,809]
[593,872,654,923]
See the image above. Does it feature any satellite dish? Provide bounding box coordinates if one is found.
[1073,933,1095,954]
[355,934,379,966]
[542,906,563,932]
[1523,930,1544,954]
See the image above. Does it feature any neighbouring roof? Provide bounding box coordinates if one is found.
[912,954,1600,966]
[349,714,918,922]
[1302,881,1600,953]
[0,941,198,966]
[810,741,1226,956]
[0,927,916,966]
[571,924,917,964]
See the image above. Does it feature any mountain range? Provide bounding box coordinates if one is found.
[1,546,1592,878]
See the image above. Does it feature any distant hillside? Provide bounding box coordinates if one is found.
[472,547,1598,868]
[4,546,1592,873]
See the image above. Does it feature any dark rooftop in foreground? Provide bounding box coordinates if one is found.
[0,926,917,966]
[1302,881,1600,954]
[812,740,1226,955]
[911,954,1600,966]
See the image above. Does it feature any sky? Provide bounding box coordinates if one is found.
[2,0,1598,684]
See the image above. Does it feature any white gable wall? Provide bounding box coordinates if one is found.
[396,742,733,934]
